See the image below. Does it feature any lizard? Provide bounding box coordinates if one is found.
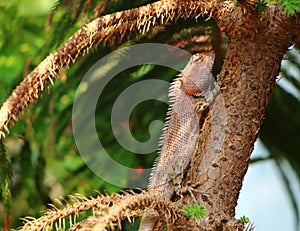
[138,50,217,231]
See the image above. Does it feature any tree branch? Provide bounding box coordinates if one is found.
[20,191,197,231]
[0,0,215,137]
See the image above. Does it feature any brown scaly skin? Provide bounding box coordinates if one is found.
[139,51,217,231]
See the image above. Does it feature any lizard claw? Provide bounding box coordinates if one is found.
[195,100,209,112]
[175,181,206,203]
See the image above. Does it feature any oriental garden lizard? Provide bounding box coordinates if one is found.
[138,51,217,231]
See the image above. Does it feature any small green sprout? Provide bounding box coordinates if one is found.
[183,202,206,219]
[234,1,241,7]
[239,215,250,224]
[255,0,268,12]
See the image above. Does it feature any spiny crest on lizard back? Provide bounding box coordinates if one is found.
[139,51,215,231]
[149,51,215,188]
[180,51,215,97]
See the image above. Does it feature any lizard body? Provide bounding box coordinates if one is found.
[139,51,216,231]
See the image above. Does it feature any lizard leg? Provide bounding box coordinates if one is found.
[195,98,210,111]
[195,82,220,111]
[175,181,209,203]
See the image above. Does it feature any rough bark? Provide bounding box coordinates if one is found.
[185,3,299,230]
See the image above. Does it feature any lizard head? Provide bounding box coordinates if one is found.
[181,51,215,97]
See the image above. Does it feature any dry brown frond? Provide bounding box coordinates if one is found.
[21,193,108,230]
[0,0,214,137]
[20,191,198,231]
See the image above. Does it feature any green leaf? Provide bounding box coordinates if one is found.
[183,202,206,219]
[281,0,300,15]
[268,0,300,15]
[239,215,250,224]
[0,139,13,214]
[255,0,268,12]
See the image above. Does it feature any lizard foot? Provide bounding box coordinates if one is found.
[175,181,208,203]
[195,82,220,112]
[195,100,209,111]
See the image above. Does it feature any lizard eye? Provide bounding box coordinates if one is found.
[193,56,200,62]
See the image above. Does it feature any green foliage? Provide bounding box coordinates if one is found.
[0,3,48,101]
[234,0,300,14]
[239,216,255,231]
[239,215,250,224]
[269,0,300,15]
[255,0,268,12]
[0,140,12,214]
[0,1,214,228]
[280,0,300,15]
[183,202,206,219]
[234,1,241,7]
[260,48,300,227]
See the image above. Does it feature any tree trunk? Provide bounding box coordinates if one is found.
[186,3,299,230]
